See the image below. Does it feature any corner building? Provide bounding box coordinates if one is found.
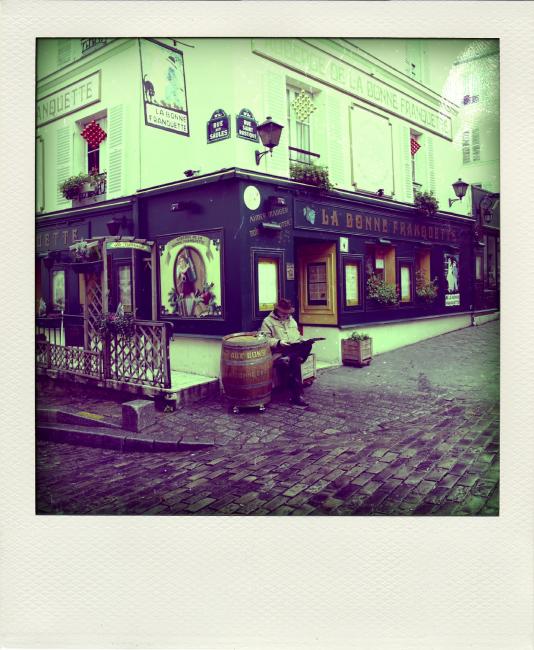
[36,38,499,386]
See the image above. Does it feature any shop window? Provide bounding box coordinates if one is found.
[366,245,396,284]
[307,262,328,305]
[257,257,279,312]
[399,262,413,303]
[51,269,65,312]
[342,257,362,308]
[117,264,133,312]
[286,85,319,165]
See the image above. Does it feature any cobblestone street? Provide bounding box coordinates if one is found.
[36,321,499,516]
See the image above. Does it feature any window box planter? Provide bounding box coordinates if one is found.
[341,335,372,367]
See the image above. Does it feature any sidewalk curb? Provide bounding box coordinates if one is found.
[37,424,214,453]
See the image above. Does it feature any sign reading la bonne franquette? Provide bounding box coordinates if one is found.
[251,39,453,140]
[37,72,101,127]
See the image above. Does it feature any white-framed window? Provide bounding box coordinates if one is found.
[286,85,318,164]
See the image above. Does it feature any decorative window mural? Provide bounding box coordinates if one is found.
[159,232,223,318]
[444,253,460,307]
[139,38,189,136]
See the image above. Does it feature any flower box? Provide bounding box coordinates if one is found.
[341,338,373,367]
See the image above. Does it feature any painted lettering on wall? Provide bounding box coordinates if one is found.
[36,72,101,127]
[37,228,81,251]
[252,38,453,140]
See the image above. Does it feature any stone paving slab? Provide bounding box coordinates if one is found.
[36,321,500,516]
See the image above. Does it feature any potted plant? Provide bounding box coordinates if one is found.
[342,331,372,367]
[290,162,334,191]
[59,173,92,200]
[415,270,439,304]
[68,239,102,272]
[366,274,399,306]
[414,190,439,217]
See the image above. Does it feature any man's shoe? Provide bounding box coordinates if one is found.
[290,396,308,407]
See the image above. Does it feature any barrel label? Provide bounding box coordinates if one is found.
[223,348,268,361]
[222,365,271,380]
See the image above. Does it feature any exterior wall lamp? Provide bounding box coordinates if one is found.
[448,178,469,207]
[255,116,284,165]
[269,196,287,208]
[106,216,132,236]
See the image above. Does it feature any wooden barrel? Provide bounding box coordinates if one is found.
[220,332,272,408]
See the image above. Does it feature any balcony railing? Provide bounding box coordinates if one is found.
[77,173,107,201]
[288,146,320,166]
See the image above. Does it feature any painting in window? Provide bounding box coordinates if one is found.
[344,261,360,307]
[257,258,279,312]
[159,231,222,318]
[444,253,460,307]
[307,262,327,305]
[51,270,65,311]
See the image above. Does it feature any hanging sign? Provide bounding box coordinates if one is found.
[207,109,230,143]
[139,38,189,136]
[107,241,152,253]
[236,108,258,142]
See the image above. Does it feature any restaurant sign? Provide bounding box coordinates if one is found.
[37,72,101,127]
[236,108,258,142]
[107,241,152,253]
[295,200,462,245]
[207,109,230,143]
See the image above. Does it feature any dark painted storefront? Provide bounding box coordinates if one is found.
[37,169,489,353]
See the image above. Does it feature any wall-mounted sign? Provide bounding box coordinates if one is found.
[295,200,463,245]
[159,231,223,319]
[107,241,152,253]
[339,236,349,252]
[207,109,230,143]
[36,225,89,252]
[36,71,101,127]
[139,38,189,136]
[236,108,258,142]
[286,262,295,281]
[444,253,460,307]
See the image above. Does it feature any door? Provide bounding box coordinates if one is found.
[297,241,337,325]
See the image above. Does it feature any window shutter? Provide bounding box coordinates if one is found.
[56,126,72,205]
[262,71,286,176]
[400,125,412,201]
[462,130,471,164]
[107,104,124,197]
[350,106,394,196]
[326,94,344,184]
[426,135,436,194]
[472,127,480,162]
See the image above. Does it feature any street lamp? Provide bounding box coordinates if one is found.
[448,178,469,207]
[255,116,284,165]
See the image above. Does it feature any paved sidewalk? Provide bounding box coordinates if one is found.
[36,320,499,516]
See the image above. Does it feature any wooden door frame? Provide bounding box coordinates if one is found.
[296,240,338,325]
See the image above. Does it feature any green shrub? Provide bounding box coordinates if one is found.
[289,162,333,191]
[348,331,370,341]
[366,274,399,305]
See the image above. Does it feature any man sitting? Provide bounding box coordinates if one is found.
[259,298,308,407]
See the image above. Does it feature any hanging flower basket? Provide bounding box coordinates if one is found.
[68,240,102,272]
[95,311,135,340]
